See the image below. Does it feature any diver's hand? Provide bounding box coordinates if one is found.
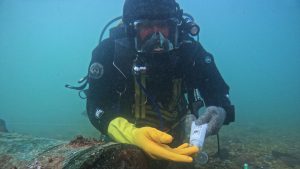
[108,117,199,162]
[132,127,199,161]
[195,106,226,137]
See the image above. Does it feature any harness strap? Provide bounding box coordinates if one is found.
[134,77,141,119]
[134,75,164,129]
[141,75,147,119]
[134,75,147,119]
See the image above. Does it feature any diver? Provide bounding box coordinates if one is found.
[85,0,235,167]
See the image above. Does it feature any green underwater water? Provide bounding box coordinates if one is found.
[0,0,300,168]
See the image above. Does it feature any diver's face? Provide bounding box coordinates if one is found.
[134,19,178,53]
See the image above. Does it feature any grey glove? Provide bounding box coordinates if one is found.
[195,106,226,137]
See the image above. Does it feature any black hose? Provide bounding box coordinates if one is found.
[99,16,123,43]
[183,13,195,22]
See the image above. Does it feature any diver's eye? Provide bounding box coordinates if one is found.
[138,26,170,40]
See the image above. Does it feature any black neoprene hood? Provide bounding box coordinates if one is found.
[122,0,179,24]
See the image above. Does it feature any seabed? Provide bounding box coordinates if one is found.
[0,122,299,169]
[197,123,300,169]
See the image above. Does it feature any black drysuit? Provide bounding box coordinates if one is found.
[86,37,235,137]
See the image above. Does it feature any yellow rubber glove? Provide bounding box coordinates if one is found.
[108,117,199,162]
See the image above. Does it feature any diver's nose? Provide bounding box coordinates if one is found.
[153,26,159,32]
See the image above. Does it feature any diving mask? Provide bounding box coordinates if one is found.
[133,18,179,53]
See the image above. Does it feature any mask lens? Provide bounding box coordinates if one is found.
[137,21,170,40]
[134,19,179,53]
